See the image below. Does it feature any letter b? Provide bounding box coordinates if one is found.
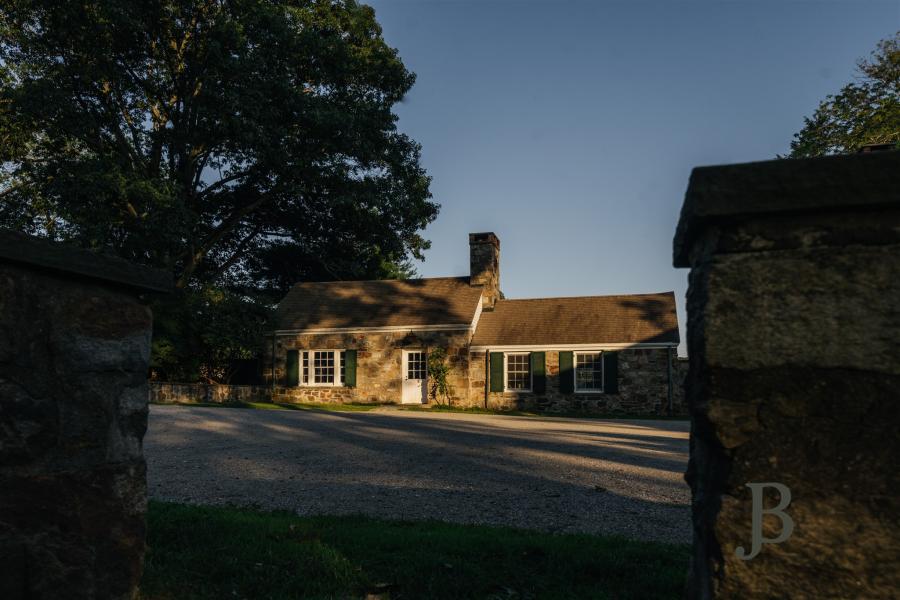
[735,482,794,560]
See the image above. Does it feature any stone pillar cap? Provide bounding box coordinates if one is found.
[673,151,900,267]
[0,229,173,293]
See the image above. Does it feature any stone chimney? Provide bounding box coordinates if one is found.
[469,232,500,308]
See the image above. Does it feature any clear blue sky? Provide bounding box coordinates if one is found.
[367,0,898,355]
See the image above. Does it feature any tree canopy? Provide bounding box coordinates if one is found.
[0,0,437,381]
[790,32,900,157]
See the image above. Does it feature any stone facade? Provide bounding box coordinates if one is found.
[0,231,169,600]
[260,335,681,414]
[466,348,683,414]
[263,329,473,404]
[674,151,900,598]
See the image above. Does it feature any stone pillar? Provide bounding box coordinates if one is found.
[673,150,900,598]
[469,232,500,308]
[0,231,170,599]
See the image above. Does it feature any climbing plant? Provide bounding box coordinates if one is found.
[427,347,454,405]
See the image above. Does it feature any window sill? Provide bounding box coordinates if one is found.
[299,384,345,388]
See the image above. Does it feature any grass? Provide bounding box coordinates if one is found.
[398,404,688,421]
[155,401,380,412]
[155,400,687,421]
[141,501,689,600]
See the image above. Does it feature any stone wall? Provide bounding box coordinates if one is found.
[150,382,269,404]
[672,356,688,413]
[0,231,169,599]
[263,329,473,404]
[466,348,684,415]
[674,150,900,598]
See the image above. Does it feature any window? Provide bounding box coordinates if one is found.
[300,350,345,386]
[575,352,603,392]
[505,353,531,391]
[406,351,426,380]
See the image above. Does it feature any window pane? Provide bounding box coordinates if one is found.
[302,351,309,384]
[407,351,426,380]
[575,352,603,391]
[506,353,531,390]
[313,351,335,384]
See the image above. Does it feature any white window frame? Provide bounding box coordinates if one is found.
[504,352,532,392]
[299,350,345,387]
[574,351,604,393]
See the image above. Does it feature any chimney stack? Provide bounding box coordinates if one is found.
[469,232,500,308]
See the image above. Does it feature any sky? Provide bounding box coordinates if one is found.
[366,0,899,355]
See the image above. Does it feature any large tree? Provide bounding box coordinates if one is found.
[0,0,437,380]
[789,32,899,157]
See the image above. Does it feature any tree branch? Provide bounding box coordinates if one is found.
[176,191,270,288]
[195,170,253,199]
[211,224,263,279]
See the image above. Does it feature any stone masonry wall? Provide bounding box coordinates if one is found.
[150,382,269,404]
[469,232,500,308]
[0,258,160,599]
[263,329,472,404]
[675,151,900,599]
[465,348,684,415]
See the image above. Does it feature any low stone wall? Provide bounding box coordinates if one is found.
[0,230,169,599]
[150,382,269,404]
[674,150,900,598]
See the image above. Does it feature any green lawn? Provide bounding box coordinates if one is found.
[141,501,689,600]
[397,404,688,421]
[155,400,687,421]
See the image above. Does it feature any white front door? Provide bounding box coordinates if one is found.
[401,350,427,404]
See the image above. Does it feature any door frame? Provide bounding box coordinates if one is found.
[401,349,427,404]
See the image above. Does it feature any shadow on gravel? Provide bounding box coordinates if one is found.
[145,407,691,543]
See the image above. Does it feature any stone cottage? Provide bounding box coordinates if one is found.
[265,232,681,414]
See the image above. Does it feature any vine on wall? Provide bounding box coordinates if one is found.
[427,347,454,405]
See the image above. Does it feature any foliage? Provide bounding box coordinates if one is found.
[789,32,900,156]
[0,1,437,379]
[142,500,690,600]
[150,286,271,382]
[426,346,453,405]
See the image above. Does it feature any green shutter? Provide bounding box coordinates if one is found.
[489,352,504,392]
[531,352,546,393]
[603,351,619,394]
[285,350,299,386]
[558,351,574,393]
[344,350,357,387]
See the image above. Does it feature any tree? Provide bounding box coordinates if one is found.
[0,1,438,380]
[789,32,900,157]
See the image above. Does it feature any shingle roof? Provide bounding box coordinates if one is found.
[273,276,483,331]
[470,292,679,347]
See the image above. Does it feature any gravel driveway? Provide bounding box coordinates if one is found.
[146,405,691,543]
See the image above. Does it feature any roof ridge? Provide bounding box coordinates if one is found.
[497,291,676,303]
